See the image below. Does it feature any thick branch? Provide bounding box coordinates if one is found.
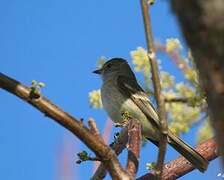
[140,0,168,177]
[171,0,224,166]
[91,127,129,180]
[0,73,132,180]
[137,138,217,180]
[126,119,142,177]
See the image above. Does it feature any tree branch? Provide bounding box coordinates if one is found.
[164,97,189,103]
[88,118,102,140]
[126,119,142,177]
[140,0,168,178]
[92,118,113,174]
[137,138,218,180]
[0,72,132,180]
[171,0,224,167]
[91,127,129,180]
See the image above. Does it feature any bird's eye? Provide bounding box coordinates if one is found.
[107,64,112,68]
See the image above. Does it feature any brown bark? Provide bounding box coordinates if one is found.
[91,127,129,180]
[137,138,217,180]
[126,119,142,177]
[140,0,168,177]
[171,0,224,166]
[0,73,132,180]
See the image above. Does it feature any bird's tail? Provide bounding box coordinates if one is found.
[168,131,209,172]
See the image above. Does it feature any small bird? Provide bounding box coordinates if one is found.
[93,58,208,172]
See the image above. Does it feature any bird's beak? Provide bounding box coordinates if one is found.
[92,68,102,74]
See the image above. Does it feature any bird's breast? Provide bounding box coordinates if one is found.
[101,80,159,140]
[101,80,125,123]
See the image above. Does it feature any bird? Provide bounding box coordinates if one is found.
[93,57,209,172]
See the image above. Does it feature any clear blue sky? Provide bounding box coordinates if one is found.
[0,0,220,179]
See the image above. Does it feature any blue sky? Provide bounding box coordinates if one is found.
[0,0,221,179]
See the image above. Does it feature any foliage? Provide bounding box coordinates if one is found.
[29,80,45,99]
[88,89,102,109]
[146,162,156,170]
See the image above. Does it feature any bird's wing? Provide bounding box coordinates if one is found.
[116,75,160,130]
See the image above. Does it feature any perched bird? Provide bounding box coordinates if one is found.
[93,58,208,172]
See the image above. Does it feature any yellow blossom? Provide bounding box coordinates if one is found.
[176,83,195,98]
[130,47,150,75]
[168,103,200,136]
[89,89,102,109]
[197,120,213,143]
[160,71,175,89]
[185,69,198,83]
[166,38,182,53]
[163,90,177,99]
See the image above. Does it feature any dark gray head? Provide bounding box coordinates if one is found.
[93,58,135,81]
[93,58,126,74]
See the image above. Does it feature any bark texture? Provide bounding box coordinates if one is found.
[171,0,224,165]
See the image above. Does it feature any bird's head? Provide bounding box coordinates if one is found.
[93,58,133,81]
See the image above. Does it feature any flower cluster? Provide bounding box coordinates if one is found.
[88,89,102,109]
[166,38,182,53]
[131,47,151,76]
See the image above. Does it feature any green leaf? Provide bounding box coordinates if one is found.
[38,82,45,88]
[146,162,156,170]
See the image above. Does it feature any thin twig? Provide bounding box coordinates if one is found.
[92,119,113,173]
[87,157,101,162]
[102,119,113,143]
[140,0,168,178]
[0,72,132,180]
[88,118,102,138]
[126,119,142,177]
[77,152,101,164]
[164,97,189,103]
[137,138,218,180]
[156,43,190,73]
